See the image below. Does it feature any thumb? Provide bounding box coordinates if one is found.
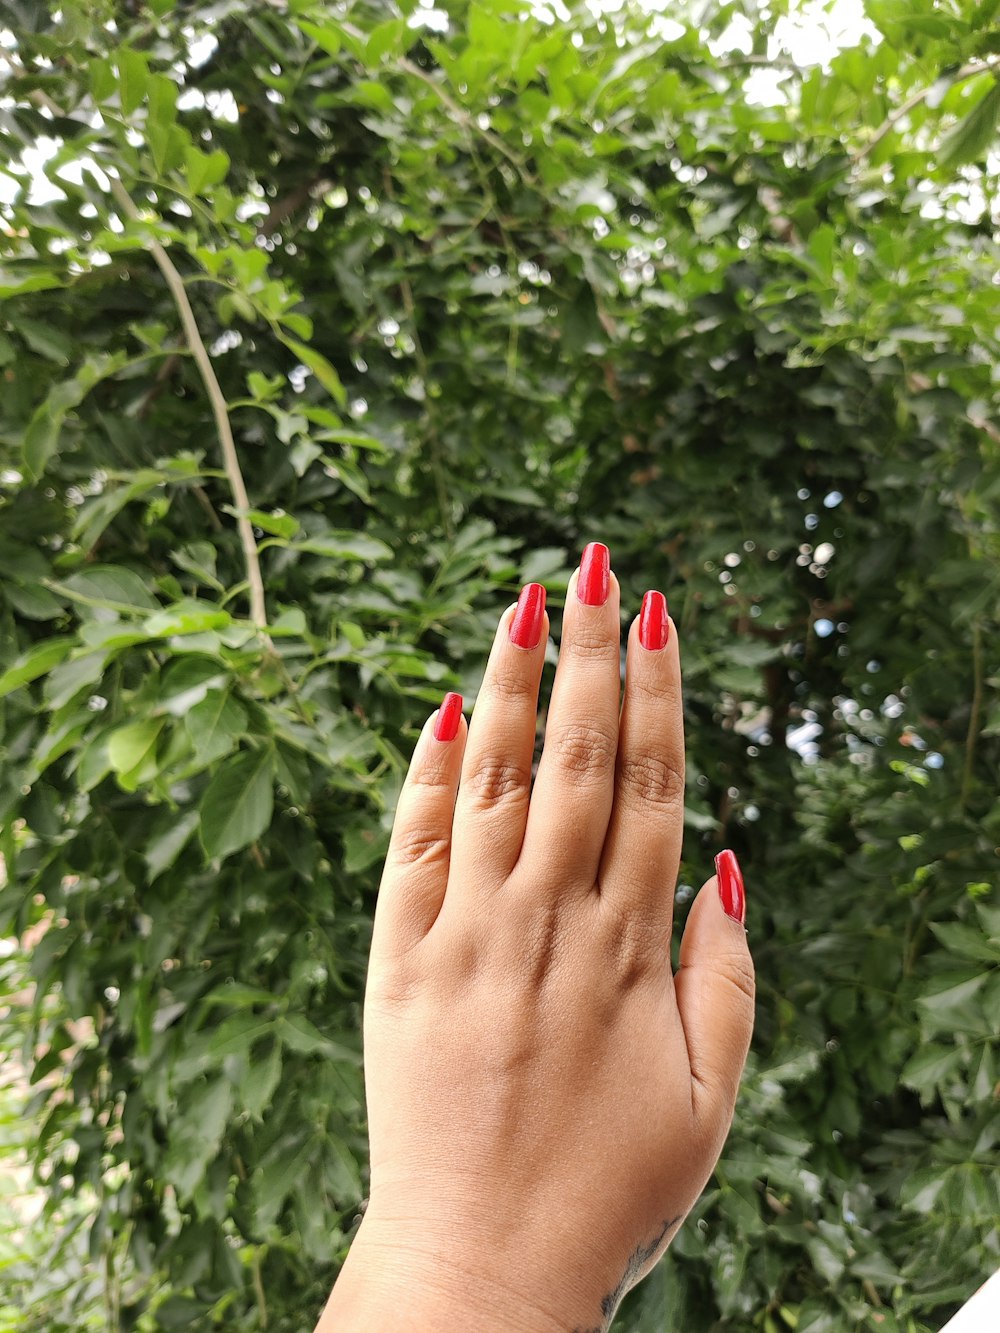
[674,850,755,1127]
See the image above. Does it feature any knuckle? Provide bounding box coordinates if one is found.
[567,623,620,664]
[489,670,536,705]
[391,830,451,868]
[617,752,684,811]
[631,671,680,710]
[707,954,756,1006]
[547,720,618,776]
[463,757,531,809]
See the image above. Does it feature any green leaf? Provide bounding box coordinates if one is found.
[199,747,275,860]
[928,921,1000,963]
[108,718,165,789]
[164,1077,233,1200]
[277,334,347,405]
[22,353,128,480]
[60,565,161,614]
[938,78,1000,169]
[117,46,149,116]
[297,18,343,56]
[147,73,181,173]
[184,144,230,194]
[277,1013,361,1063]
[900,1043,964,1095]
[143,601,232,637]
[185,690,248,765]
[226,506,300,540]
[0,639,74,697]
[242,1039,283,1120]
[145,810,200,880]
[158,656,228,715]
[291,532,394,562]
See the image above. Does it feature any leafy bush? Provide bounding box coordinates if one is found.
[0,1,998,1329]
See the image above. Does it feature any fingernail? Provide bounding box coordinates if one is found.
[715,849,746,924]
[578,542,610,606]
[433,692,463,742]
[509,583,546,650]
[639,590,669,650]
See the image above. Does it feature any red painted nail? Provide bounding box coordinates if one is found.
[578,542,610,606]
[509,583,546,650]
[639,590,669,650]
[433,692,463,742]
[715,849,746,924]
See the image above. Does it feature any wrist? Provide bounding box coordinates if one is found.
[317,1208,604,1332]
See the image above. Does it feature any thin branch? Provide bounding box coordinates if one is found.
[396,54,538,187]
[850,59,999,168]
[109,176,269,630]
[960,620,984,813]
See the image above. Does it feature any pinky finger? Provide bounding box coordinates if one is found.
[371,692,466,957]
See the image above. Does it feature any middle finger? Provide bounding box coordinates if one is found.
[517,542,622,892]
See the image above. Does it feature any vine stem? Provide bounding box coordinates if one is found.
[109,176,269,631]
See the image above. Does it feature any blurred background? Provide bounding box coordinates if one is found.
[0,1,998,1329]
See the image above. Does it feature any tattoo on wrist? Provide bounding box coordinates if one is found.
[572,1215,682,1333]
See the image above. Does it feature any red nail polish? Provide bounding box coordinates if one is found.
[509,583,546,650]
[578,542,610,606]
[433,692,463,742]
[715,849,746,924]
[639,590,669,650]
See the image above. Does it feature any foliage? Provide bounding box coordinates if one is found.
[0,0,998,1329]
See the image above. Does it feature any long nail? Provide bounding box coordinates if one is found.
[639,590,669,650]
[509,583,546,650]
[715,849,746,924]
[578,542,610,606]
[433,692,463,742]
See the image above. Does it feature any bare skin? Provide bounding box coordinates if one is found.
[317,550,755,1331]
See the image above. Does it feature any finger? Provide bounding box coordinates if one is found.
[449,585,549,888]
[518,543,621,891]
[674,852,755,1132]
[598,592,683,929]
[371,693,467,955]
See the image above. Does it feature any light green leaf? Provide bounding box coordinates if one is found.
[108,719,165,789]
[184,145,230,194]
[117,46,149,116]
[225,506,300,540]
[291,532,394,562]
[0,639,74,698]
[297,18,343,56]
[144,602,231,637]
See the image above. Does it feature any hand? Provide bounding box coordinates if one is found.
[319,544,755,1331]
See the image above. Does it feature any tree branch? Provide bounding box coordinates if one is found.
[850,59,999,168]
[109,176,269,630]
